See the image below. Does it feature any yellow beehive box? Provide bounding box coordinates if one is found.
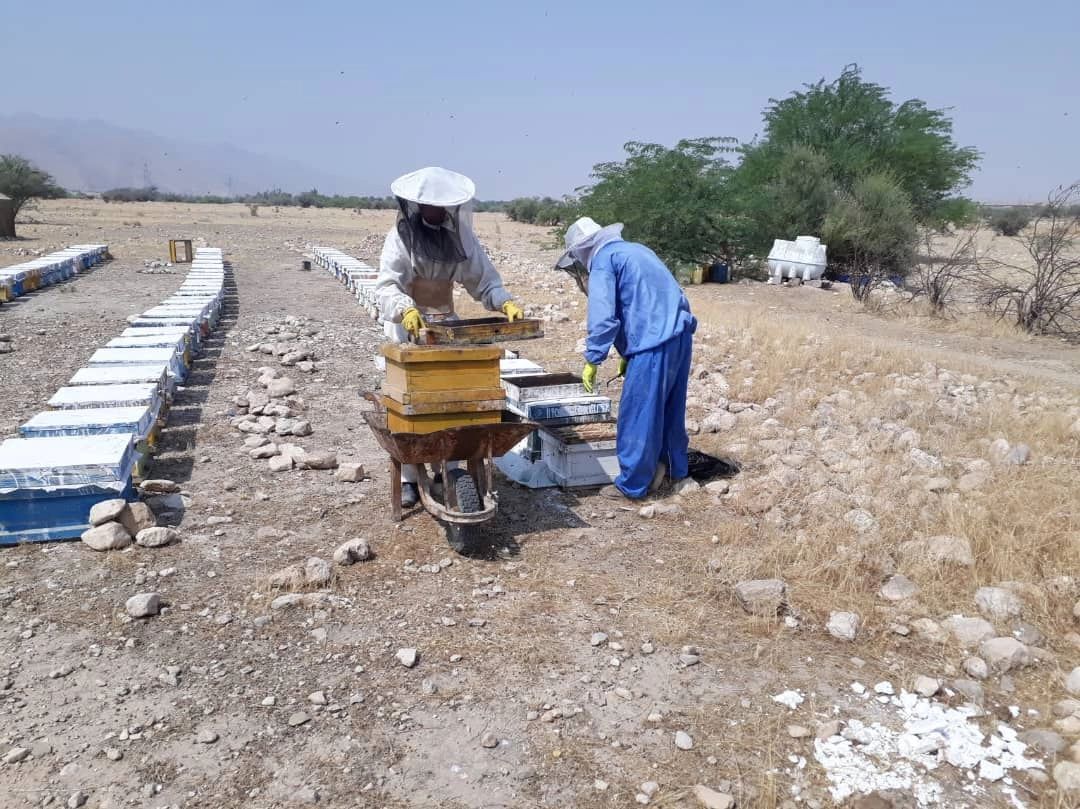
[381,344,503,394]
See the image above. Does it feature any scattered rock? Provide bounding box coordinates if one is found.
[702,412,737,433]
[333,538,372,566]
[334,463,366,483]
[787,725,812,739]
[979,637,1031,674]
[827,611,860,641]
[135,527,180,548]
[197,729,219,744]
[481,732,498,749]
[268,455,294,472]
[297,451,338,470]
[590,632,608,647]
[879,574,918,602]
[899,535,973,567]
[963,657,989,680]
[913,676,940,697]
[1054,762,1080,796]
[942,615,996,647]
[140,479,180,494]
[287,712,311,727]
[267,377,297,398]
[911,618,948,644]
[1005,444,1031,465]
[975,586,1023,622]
[250,444,280,459]
[734,579,786,617]
[1066,666,1080,697]
[66,792,88,809]
[396,648,418,668]
[89,498,127,526]
[951,678,985,705]
[3,747,29,764]
[692,785,734,809]
[81,522,132,551]
[1019,729,1066,756]
[125,592,160,618]
[120,501,156,536]
[675,730,694,750]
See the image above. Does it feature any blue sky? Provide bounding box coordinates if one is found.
[6,0,1078,202]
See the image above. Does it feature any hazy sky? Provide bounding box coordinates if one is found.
[7,0,1078,202]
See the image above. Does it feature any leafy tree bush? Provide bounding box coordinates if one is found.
[505,197,573,226]
[986,206,1032,236]
[734,65,978,234]
[0,154,65,234]
[574,137,740,267]
[822,173,917,300]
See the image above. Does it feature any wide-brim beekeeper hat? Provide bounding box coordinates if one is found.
[556,216,624,269]
[390,167,476,207]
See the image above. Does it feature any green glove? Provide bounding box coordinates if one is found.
[582,362,598,394]
[617,357,628,378]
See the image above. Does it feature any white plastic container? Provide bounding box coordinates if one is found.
[766,236,827,283]
[539,429,619,488]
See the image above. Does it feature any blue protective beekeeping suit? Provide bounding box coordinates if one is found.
[585,240,697,498]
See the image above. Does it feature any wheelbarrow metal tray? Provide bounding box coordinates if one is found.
[416,316,544,345]
[502,373,587,404]
[364,411,538,464]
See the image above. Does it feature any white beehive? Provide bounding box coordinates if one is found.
[766,236,827,283]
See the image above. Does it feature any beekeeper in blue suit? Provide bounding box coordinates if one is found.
[556,217,697,500]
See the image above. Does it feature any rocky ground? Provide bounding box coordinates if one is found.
[1,200,1079,809]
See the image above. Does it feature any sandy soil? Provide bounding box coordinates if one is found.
[1,200,1078,809]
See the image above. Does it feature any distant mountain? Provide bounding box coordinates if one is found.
[0,114,358,196]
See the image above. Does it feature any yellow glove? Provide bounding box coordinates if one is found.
[582,362,598,394]
[617,357,628,378]
[401,307,425,337]
[502,301,524,322]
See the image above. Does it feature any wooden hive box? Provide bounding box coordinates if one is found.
[380,344,505,434]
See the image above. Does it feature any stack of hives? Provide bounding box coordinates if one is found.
[379,344,505,434]
[0,244,109,303]
[0,247,229,544]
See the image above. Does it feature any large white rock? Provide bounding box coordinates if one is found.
[81,522,132,551]
[135,527,180,548]
[125,592,160,618]
[120,502,156,536]
[333,538,372,565]
[979,637,1031,673]
[974,586,1023,622]
[942,615,996,647]
[827,611,860,641]
[879,574,919,602]
[734,579,786,617]
[89,499,127,526]
[1065,666,1080,696]
[899,535,974,567]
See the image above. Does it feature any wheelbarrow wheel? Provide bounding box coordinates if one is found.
[445,468,482,555]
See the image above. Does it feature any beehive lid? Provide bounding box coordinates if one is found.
[380,344,503,363]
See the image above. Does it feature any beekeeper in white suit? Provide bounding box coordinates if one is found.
[377,166,524,507]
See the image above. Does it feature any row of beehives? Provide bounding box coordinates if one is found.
[0,248,229,545]
[0,244,110,303]
[311,246,379,318]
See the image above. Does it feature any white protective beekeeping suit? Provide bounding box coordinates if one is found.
[377,167,513,484]
[377,167,512,343]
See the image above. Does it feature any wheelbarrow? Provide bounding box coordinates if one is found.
[361,393,538,553]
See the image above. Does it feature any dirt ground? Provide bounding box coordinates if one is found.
[1,200,1079,809]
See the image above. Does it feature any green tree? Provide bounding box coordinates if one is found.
[575,137,739,268]
[0,154,64,234]
[822,173,917,300]
[734,65,979,238]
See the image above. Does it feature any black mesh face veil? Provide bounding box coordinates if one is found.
[395,198,468,264]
